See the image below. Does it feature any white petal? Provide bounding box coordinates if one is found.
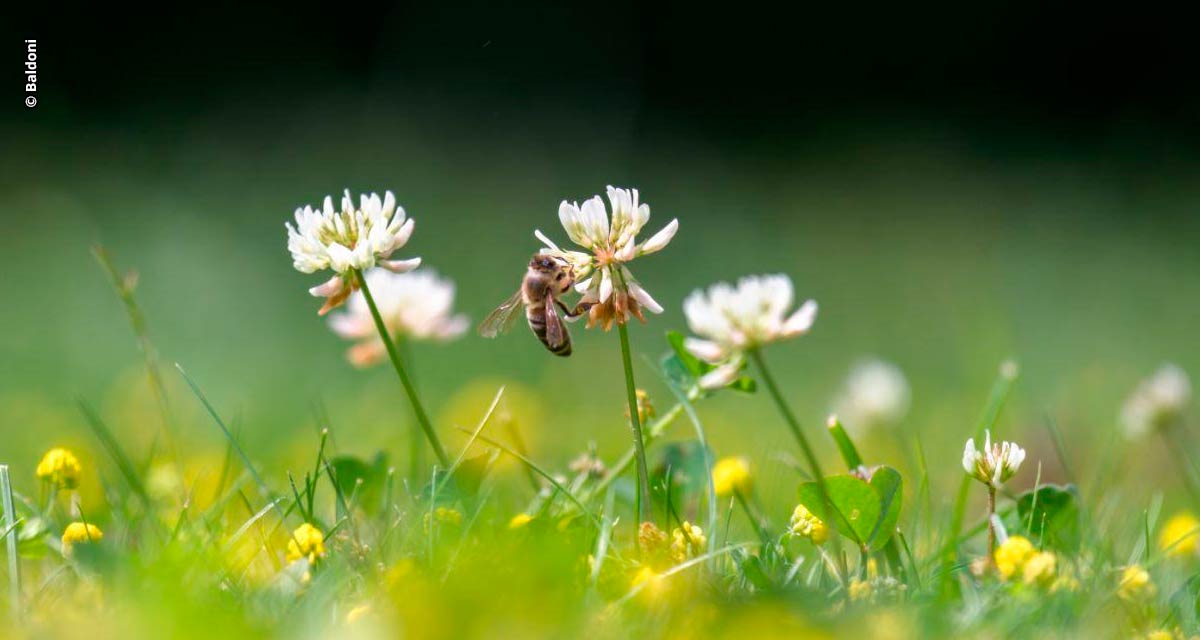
[684,338,726,363]
[534,229,562,252]
[639,218,678,255]
[781,299,818,336]
[381,257,422,273]
[699,360,742,390]
[962,438,976,475]
[628,281,663,314]
[599,268,613,303]
[308,275,345,298]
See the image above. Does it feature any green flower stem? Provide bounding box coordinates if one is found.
[986,485,997,565]
[584,401,687,503]
[749,348,843,568]
[617,320,652,529]
[354,269,449,468]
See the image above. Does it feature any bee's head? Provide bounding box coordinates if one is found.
[529,253,562,272]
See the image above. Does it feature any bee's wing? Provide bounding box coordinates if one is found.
[544,295,567,350]
[478,289,524,338]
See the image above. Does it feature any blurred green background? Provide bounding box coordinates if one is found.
[3,2,1199,521]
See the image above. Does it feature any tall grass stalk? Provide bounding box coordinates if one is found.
[617,321,652,530]
[353,268,449,467]
[92,245,176,460]
[1,465,19,622]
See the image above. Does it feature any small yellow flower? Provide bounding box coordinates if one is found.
[994,535,1035,580]
[286,523,327,564]
[508,513,534,529]
[626,389,655,424]
[346,604,371,624]
[638,521,670,566]
[788,504,829,545]
[423,507,463,533]
[712,456,752,497]
[670,521,706,563]
[1159,512,1200,557]
[37,447,81,490]
[1021,551,1058,586]
[1118,564,1156,601]
[848,578,873,602]
[61,522,103,554]
[1050,574,1081,593]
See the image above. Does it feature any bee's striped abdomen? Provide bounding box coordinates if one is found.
[526,307,571,356]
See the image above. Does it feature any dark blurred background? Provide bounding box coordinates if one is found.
[2,3,1198,511]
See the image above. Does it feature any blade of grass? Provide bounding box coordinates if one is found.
[177,364,287,524]
[454,428,601,530]
[1,465,20,621]
[77,399,151,506]
[92,245,176,457]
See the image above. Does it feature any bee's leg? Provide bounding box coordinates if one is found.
[557,299,593,321]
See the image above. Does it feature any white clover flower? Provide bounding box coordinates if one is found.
[286,189,421,315]
[833,359,911,435]
[682,274,817,389]
[328,268,468,368]
[962,430,1025,488]
[535,186,678,330]
[1121,364,1192,440]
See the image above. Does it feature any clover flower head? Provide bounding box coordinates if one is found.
[1159,511,1200,557]
[286,523,327,565]
[286,190,421,315]
[683,274,817,389]
[962,430,1025,488]
[670,521,707,564]
[1121,364,1192,440]
[711,456,753,497]
[327,268,468,367]
[37,447,81,490]
[535,186,677,330]
[833,359,911,435]
[61,522,103,554]
[788,504,829,545]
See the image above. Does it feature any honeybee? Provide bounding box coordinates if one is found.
[478,254,593,356]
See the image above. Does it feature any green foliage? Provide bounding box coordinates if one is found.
[797,467,903,551]
[1015,484,1081,552]
[662,331,756,393]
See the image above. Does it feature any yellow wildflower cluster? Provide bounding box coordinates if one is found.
[993,535,1057,586]
[670,521,706,563]
[423,507,463,533]
[788,504,829,545]
[626,388,655,424]
[1158,512,1200,557]
[61,521,103,554]
[712,457,752,497]
[1117,564,1156,602]
[37,447,81,490]
[286,523,327,564]
[846,559,905,604]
